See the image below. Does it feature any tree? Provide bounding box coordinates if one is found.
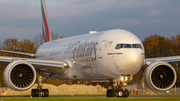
[143,34,175,58]
[18,39,36,54]
[3,38,19,51]
[170,35,180,55]
[0,38,37,87]
[1,38,36,57]
[51,31,60,40]
[0,31,65,87]
[143,34,180,86]
[32,33,44,49]
[32,32,64,49]
[169,35,180,85]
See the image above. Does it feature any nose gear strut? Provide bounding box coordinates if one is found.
[106,76,130,97]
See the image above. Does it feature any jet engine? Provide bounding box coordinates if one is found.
[3,60,36,91]
[144,61,177,91]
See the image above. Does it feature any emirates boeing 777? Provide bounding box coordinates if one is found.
[0,0,178,97]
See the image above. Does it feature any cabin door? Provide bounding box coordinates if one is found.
[98,40,106,59]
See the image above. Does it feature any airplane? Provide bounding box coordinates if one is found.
[0,0,178,97]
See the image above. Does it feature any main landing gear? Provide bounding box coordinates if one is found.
[31,88,49,97]
[106,79,129,97]
[31,71,51,97]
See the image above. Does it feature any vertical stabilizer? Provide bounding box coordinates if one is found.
[41,0,51,42]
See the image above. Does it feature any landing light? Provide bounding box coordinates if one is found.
[125,76,128,81]
[64,63,67,66]
[121,76,124,81]
[120,75,132,82]
[120,76,128,82]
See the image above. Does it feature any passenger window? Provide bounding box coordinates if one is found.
[124,44,131,48]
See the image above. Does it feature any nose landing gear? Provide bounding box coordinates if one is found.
[106,79,129,97]
[117,89,129,97]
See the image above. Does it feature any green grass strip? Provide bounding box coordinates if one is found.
[1,94,180,97]
[1,98,180,101]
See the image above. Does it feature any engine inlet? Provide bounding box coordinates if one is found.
[10,64,34,88]
[151,65,174,88]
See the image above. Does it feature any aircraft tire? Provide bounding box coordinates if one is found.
[40,89,49,97]
[31,89,39,97]
[124,89,129,97]
[117,90,125,97]
[106,89,115,97]
[44,89,49,97]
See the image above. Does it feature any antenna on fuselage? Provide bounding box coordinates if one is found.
[41,0,51,43]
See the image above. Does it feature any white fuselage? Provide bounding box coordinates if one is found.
[36,29,145,80]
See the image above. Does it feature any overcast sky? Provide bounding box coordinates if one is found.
[0,0,180,43]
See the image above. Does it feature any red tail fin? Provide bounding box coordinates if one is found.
[41,0,51,42]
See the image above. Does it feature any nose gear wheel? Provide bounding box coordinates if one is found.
[106,79,129,97]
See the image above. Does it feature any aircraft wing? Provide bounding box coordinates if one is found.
[0,50,35,58]
[0,56,69,74]
[144,55,180,65]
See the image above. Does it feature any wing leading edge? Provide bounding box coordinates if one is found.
[0,56,69,75]
[0,50,36,58]
[144,55,180,65]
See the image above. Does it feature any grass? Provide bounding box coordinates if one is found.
[0,95,180,101]
[130,94,180,97]
[1,94,180,97]
[0,94,106,97]
[50,94,106,97]
[0,98,180,101]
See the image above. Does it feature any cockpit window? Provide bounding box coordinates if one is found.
[124,44,131,48]
[132,44,138,48]
[115,44,124,49]
[115,43,143,50]
[137,44,143,49]
[132,44,143,49]
[115,44,119,49]
[120,44,124,48]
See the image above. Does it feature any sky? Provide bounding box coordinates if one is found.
[0,0,180,43]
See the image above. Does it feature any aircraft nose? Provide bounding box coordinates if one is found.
[124,50,141,66]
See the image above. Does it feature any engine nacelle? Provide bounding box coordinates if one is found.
[144,61,177,91]
[3,60,36,91]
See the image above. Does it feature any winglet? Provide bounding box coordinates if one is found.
[41,0,51,42]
